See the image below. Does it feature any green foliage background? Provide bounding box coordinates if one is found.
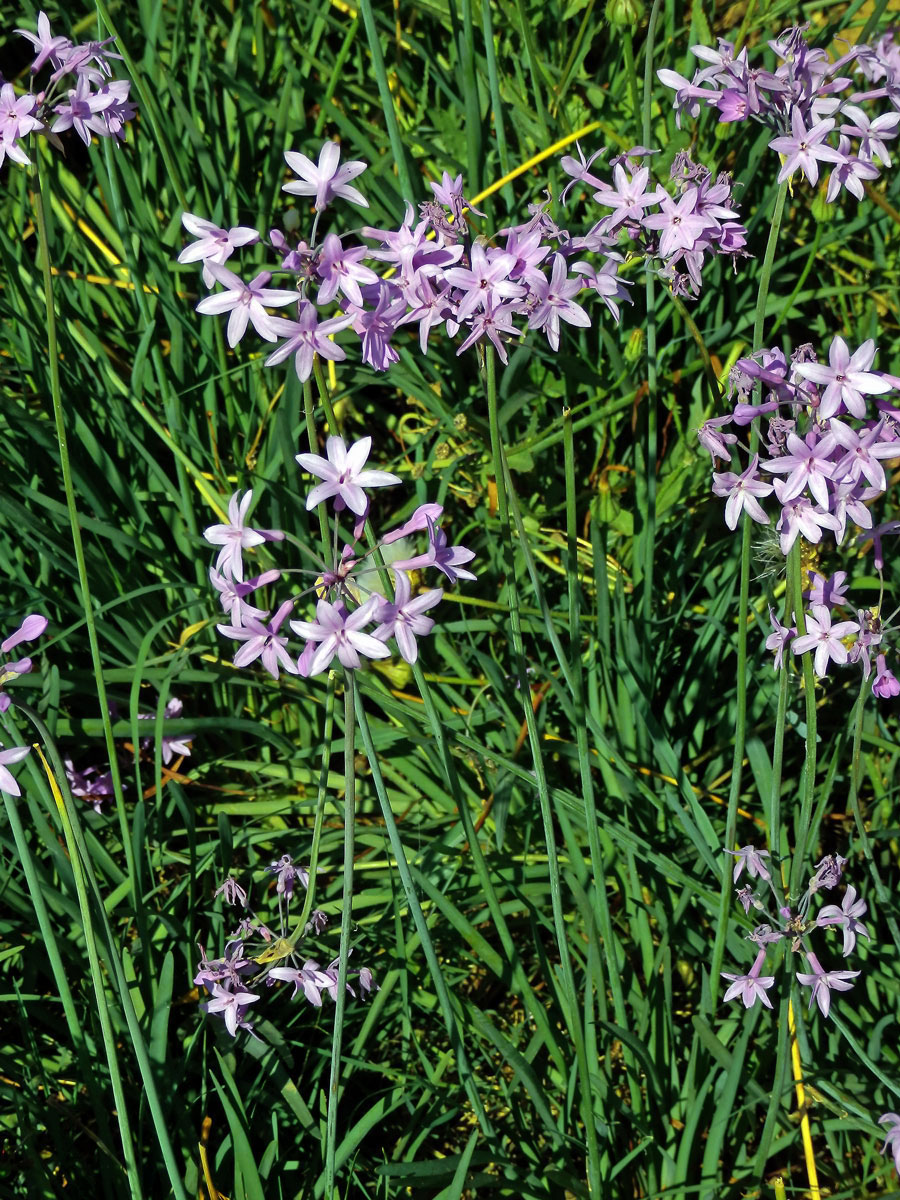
[1,0,900,1196]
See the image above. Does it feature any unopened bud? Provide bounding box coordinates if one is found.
[605,0,645,26]
[624,327,645,365]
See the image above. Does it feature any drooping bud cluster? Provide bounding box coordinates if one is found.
[196,853,376,1039]
[720,847,870,1018]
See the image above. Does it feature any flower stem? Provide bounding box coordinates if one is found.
[31,150,137,901]
[324,673,356,1200]
[708,180,787,1008]
[484,348,601,1194]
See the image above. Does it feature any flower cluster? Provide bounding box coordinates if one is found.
[178,137,746,379]
[720,848,869,1018]
[1,11,135,168]
[701,333,900,691]
[196,853,376,1039]
[206,435,475,678]
[559,146,749,299]
[0,614,48,797]
[660,24,900,201]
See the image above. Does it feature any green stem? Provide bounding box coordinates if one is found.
[484,349,601,1193]
[31,151,138,902]
[787,545,817,900]
[353,688,494,1136]
[18,705,188,1200]
[356,0,414,199]
[324,675,356,1200]
[708,181,787,1008]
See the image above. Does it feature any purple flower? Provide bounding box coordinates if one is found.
[559,142,608,203]
[204,490,278,582]
[698,415,737,462]
[760,429,837,508]
[711,454,773,530]
[816,885,871,955]
[178,214,260,288]
[0,84,42,167]
[265,301,354,383]
[721,948,776,1010]
[444,243,525,322]
[641,189,709,257]
[205,983,260,1036]
[315,232,379,306]
[283,142,369,211]
[796,950,859,1018]
[873,654,900,698]
[527,254,591,351]
[724,845,771,883]
[373,571,443,664]
[269,961,335,1006]
[265,854,309,899]
[1,614,49,713]
[16,11,71,72]
[840,104,900,165]
[138,696,194,765]
[766,607,794,670]
[791,604,860,677]
[392,517,477,584]
[767,110,843,186]
[50,73,114,147]
[196,264,298,348]
[792,335,892,420]
[296,434,401,516]
[880,1113,900,1176]
[214,876,248,907]
[0,745,31,797]
[804,570,848,608]
[290,596,391,675]
[217,599,299,679]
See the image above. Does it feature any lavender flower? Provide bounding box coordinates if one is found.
[295,435,401,516]
[290,596,390,675]
[0,745,31,797]
[721,948,776,1009]
[816,885,871,956]
[880,1113,900,1176]
[283,142,369,211]
[796,950,860,1018]
[791,605,860,678]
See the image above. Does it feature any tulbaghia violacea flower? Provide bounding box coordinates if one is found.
[373,571,443,664]
[204,490,283,582]
[296,435,401,516]
[873,654,900,698]
[0,745,31,797]
[724,845,771,883]
[792,335,892,420]
[265,303,354,383]
[290,596,390,675]
[1,614,49,713]
[390,516,477,584]
[283,142,369,211]
[880,1112,900,1176]
[796,950,860,1018]
[711,454,773,530]
[218,599,298,679]
[178,214,260,288]
[721,948,776,1009]
[791,605,860,678]
[816,885,871,956]
[205,983,260,1037]
[196,264,299,348]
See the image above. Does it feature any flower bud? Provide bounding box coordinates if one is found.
[605,0,645,25]
[624,327,645,365]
